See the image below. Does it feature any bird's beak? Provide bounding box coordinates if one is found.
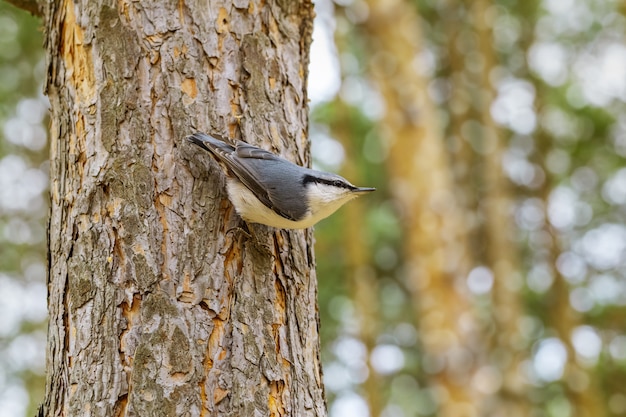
[353,187,376,194]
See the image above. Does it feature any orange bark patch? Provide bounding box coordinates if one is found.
[272,279,286,352]
[117,0,130,21]
[114,394,128,417]
[72,110,84,141]
[159,193,173,206]
[181,78,198,99]
[60,0,96,104]
[199,380,208,417]
[105,197,124,217]
[119,294,142,357]
[216,7,229,33]
[207,318,225,367]
[268,380,285,417]
[214,387,229,404]
[173,45,188,59]
[178,0,185,23]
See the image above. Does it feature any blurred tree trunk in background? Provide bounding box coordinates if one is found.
[534,68,606,417]
[38,0,326,416]
[440,1,480,260]
[470,0,529,415]
[329,102,383,417]
[437,1,530,413]
[362,1,483,415]
[537,151,605,417]
[514,2,605,415]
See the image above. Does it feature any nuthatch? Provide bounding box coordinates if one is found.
[186,132,375,229]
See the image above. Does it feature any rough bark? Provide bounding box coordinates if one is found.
[42,0,325,416]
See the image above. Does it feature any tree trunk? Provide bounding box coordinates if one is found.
[41,0,325,416]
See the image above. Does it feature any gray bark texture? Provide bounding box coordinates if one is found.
[41,0,326,416]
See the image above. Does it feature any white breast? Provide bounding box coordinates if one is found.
[225,180,314,229]
[224,179,357,229]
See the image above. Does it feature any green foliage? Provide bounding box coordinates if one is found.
[313,0,626,416]
[0,2,46,416]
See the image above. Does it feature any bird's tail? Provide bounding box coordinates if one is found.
[185,132,235,154]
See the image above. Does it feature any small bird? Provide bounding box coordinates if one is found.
[186,132,375,229]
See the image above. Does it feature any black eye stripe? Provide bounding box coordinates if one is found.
[303,175,354,190]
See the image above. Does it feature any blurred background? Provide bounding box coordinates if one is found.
[2,0,626,416]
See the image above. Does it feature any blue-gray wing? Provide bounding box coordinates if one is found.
[229,141,309,221]
[187,133,308,221]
